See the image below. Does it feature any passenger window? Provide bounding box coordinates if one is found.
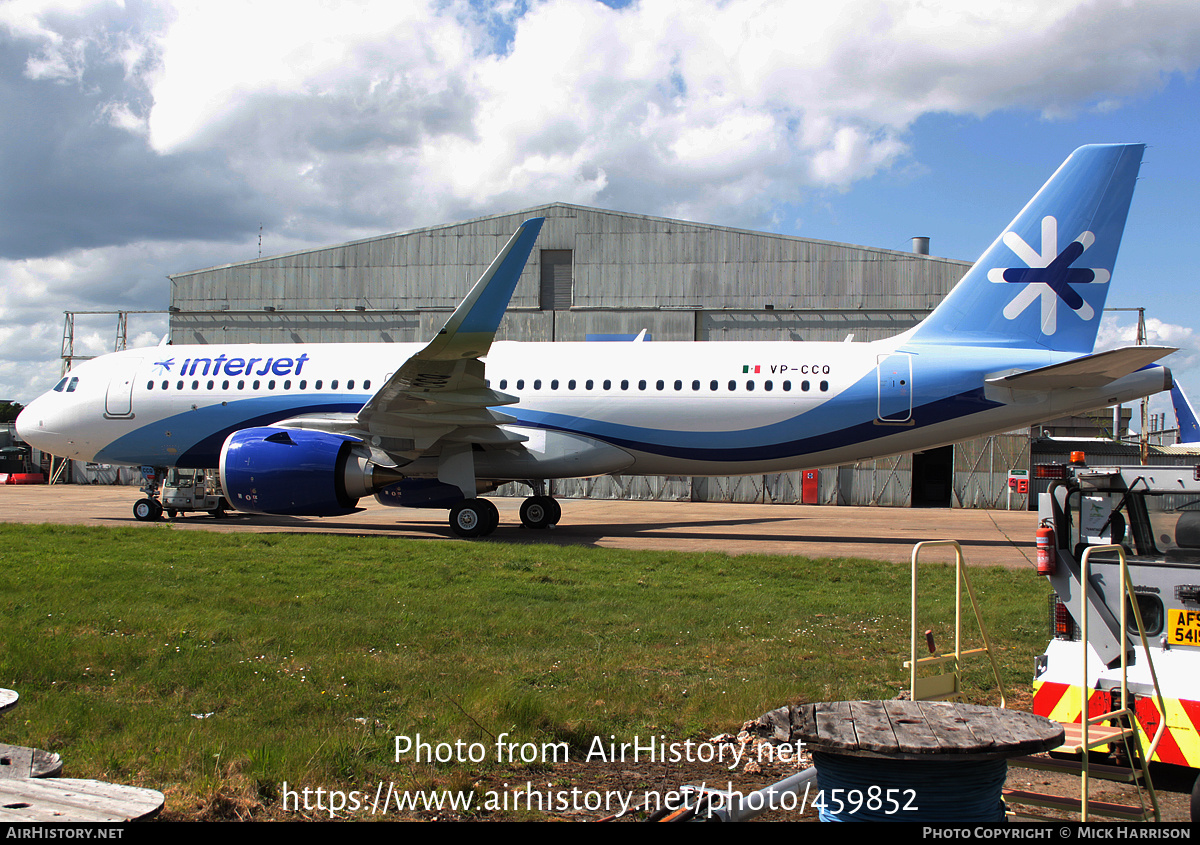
[746,381,754,391]
[783,380,791,391]
[315,380,322,389]
[192,380,199,390]
[656,380,665,390]
[268,380,276,390]
[673,380,682,391]
[253,380,260,390]
[603,379,611,390]
[517,379,525,390]
[638,380,647,390]
[238,380,245,390]
[207,380,214,390]
[568,379,576,390]
[499,379,508,389]
[146,381,154,390]
[161,381,168,390]
[284,380,291,389]
[534,379,542,390]
[710,380,718,391]
[621,380,629,390]
[551,379,559,390]
[728,380,736,391]
[331,380,339,390]
[177,381,184,390]
[347,380,355,390]
[820,380,829,392]
[764,380,773,391]
[802,380,810,391]
[363,380,370,390]
[299,380,306,389]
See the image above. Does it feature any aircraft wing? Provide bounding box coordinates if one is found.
[348,217,545,464]
[986,346,1176,390]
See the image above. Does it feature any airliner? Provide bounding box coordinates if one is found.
[16,144,1174,537]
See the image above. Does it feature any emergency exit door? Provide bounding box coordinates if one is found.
[876,353,912,423]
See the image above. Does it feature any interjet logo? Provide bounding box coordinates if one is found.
[986,215,1109,336]
[152,358,175,374]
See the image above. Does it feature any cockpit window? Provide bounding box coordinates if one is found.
[52,378,69,392]
[65,377,79,393]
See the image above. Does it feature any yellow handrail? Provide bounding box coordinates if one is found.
[908,540,1006,708]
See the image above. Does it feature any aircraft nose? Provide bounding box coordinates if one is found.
[14,399,40,441]
[14,394,68,454]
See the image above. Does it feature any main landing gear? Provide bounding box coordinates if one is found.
[449,498,500,538]
[445,491,561,538]
[519,495,560,530]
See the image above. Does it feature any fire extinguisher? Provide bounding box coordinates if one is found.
[1036,522,1056,575]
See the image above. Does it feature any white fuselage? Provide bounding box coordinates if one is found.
[16,336,1170,482]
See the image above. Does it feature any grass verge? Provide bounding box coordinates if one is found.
[0,524,1046,819]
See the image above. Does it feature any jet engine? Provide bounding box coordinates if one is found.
[219,427,402,516]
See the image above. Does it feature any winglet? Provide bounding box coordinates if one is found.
[421,217,545,361]
[1172,383,1200,444]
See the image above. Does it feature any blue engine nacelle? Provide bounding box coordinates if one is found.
[219,427,393,516]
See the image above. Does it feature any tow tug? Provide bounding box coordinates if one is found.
[133,467,229,521]
[1032,453,1200,818]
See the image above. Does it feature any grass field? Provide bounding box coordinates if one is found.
[0,524,1048,819]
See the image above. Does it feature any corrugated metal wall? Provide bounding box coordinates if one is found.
[952,434,1031,510]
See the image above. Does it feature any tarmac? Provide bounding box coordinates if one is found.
[0,484,1038,568]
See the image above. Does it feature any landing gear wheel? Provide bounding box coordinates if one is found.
[133,498,162,521]
[520,495,560,529]
[478,499,499,534]
[449,498,498,538]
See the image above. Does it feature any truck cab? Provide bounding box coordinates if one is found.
[1034,457,1200,812]
[160,468,228,519]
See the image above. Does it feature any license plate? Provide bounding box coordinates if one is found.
[1168,609,1200,645]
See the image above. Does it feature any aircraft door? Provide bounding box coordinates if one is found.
[105,358,141,418]
[876,353,912,423]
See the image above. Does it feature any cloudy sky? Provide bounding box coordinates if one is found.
[3,0,1200,430]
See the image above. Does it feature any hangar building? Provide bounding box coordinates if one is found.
[167,202,1033,508]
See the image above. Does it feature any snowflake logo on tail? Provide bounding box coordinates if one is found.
[986,215,1109,336]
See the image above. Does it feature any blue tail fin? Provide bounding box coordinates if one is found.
[1171,383,1200,444]
[909,144,1144,353]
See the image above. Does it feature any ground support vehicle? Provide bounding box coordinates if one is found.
[133,467,228,521]
[1032,461,1200,819]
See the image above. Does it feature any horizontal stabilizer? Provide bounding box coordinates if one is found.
[986,346,1175,390]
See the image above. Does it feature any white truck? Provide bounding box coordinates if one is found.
[1033,457,1200,816]
[133,467,229,520]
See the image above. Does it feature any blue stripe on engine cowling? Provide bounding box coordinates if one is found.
[222,427,361,516]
